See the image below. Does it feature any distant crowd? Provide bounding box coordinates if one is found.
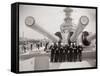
[19,42,43,53]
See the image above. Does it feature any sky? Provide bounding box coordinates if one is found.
[19,5,96,39]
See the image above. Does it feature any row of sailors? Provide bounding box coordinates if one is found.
[50,42,83,62]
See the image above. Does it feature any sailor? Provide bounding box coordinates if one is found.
[50,43,54,62]
[73,42,77,62]
[71,42,75,62]
[63,45,66,62]
[69,42,73,62]
[60,43,65,62]
[58,42,62,62]
[77,45,83,62]
[64,44,67,61]
[54,43,58,62]
[67,45,70,62]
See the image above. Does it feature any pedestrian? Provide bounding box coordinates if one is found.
[44,42,49,51]
[30,43,33,51]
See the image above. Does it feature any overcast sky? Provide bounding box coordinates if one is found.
[19,5,96,39]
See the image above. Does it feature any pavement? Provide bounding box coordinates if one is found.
[50,59,96,69]
[19,46,96,71]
